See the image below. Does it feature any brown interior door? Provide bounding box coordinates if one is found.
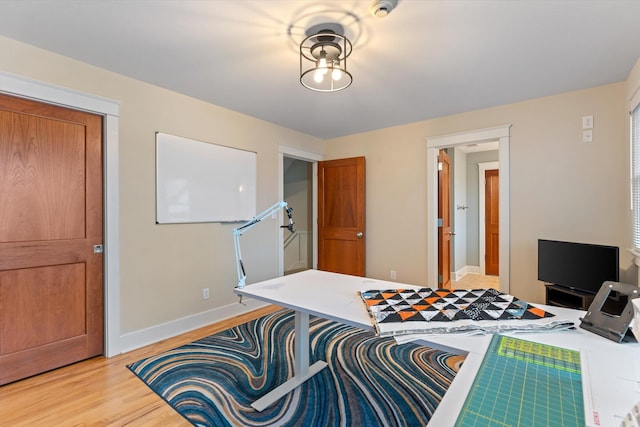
[437,150,452,289]
[485,169,499,276]
[317,156,365,276]
[0,93,104,385]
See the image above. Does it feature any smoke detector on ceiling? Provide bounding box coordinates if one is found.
[370,0,398,18]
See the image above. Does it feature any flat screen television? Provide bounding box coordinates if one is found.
[538,239,619,294]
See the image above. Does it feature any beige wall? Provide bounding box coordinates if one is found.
[325,83,632,303]
[0,36,324,334]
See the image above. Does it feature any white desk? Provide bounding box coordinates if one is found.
[235,269,640,426]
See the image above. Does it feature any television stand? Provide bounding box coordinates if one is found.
[544,284,595,310]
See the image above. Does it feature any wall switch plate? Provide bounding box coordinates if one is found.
[583,129,593,142]
[582,115,593,129]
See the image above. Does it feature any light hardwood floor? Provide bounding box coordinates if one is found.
[451,273,499,290]
[0,305,280,426]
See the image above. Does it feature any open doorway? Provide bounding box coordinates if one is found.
[427,125,511,294]
[445,146,500,290]
[278,146,323,277]
[283,157,313,274]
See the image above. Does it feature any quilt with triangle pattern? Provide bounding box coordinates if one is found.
[359,288,574,337]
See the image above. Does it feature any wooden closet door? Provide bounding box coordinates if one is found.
[318,157,366,276]
[438,150,452,289]
[485,169,499,276]
[0,93,104,385]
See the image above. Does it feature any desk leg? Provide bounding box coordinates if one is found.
[250,311,328,412]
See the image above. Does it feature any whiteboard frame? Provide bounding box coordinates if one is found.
[155,132,257,224]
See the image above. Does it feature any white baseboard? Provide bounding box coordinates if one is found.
[118,297,269,354]
[453,265,481,281]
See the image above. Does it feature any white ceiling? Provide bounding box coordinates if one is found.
[1,0,640,140]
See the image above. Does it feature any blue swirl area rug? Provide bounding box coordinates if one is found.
[127,310,464,426]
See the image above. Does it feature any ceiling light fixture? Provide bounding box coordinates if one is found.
[370,0,398,18]
[300,23,352,92]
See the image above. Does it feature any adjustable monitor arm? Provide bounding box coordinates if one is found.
[233,201,295,288]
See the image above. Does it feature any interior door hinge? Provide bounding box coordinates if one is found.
[93,244,104,254]
[438,218,443,227]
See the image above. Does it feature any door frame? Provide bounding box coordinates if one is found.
[278,145,323,273]
[478,161,499,275]
[426,125,511,293]
[0,71,121,357]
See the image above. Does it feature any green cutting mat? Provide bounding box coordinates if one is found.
[455,334,584,427]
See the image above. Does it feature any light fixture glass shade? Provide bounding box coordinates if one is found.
[300,28,352,92]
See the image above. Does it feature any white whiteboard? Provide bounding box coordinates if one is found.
[156,133,256,223]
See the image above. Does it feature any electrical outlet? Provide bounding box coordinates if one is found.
[583,129,593,143]
[390,270,397,280]
[582,115,593,129]
[202,288,210,300]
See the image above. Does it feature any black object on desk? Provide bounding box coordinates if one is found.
[580,281,639,343]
